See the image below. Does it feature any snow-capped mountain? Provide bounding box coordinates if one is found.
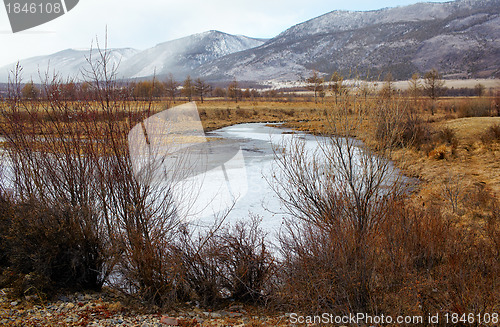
[0,31,265,83]
[0,48,139,83]
[195,0,500,81]
[1,0,499,83]
[117,30,266,79]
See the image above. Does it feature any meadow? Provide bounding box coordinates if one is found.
[0,77,499,324]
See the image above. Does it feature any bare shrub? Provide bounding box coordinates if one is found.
[0,65,118,296]
[0,46,186,305]
[373,94,411,149]
[436,126,458,147]
[278,216,383,314]
[457,98,492,118]
[399,109,432,149]
[176,226,227,307]
[441,174,466,215]
[213,108,231,120]
[219,216,275,304]
[271,90,406,313]
[176,216,275,307]
[235,107,252,119]
[5,201,109,296]
[480,123,500,144]
[377,201,499,318]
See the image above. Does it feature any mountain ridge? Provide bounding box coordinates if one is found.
[194,0,500,81]
[117,30,267,79]
[1,0,499,83]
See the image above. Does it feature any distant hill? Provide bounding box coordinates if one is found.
[117,30,266,80]
[1,0,499,83]
[0,48,139,83]
[195,0,500,81]
[0,31,266,83]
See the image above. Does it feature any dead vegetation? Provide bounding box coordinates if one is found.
[0,57,499,324]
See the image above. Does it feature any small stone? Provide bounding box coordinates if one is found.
[25,295,39,302]
[66,303,75,310]
[10,301,18,306]
[160,315,179,325]
[228,305,243,311]
[58,295,71,302]
[108,301,123,311]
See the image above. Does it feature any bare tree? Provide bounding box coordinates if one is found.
[306,70,324,103]
[423,68,445,115]
[195,78,211,103]
[408,73,421,107]
[182,75,194,101]
[165,73,180,103]
[228,79,241,103]
[330,71,345,104]
[474,83,485,97]
[380,72,395,98]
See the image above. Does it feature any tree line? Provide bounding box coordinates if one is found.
[16,68,493,104]
[17,76,272,103]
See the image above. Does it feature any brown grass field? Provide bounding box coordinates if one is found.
[1,92,500,319]
[197,96,500,227]
[1,95,499,217]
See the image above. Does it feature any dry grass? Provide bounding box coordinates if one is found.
[199,97,500,227]
[2,89,500,318]
[2,97,498,208]
[440,116,500,141]
[197,99,323,131]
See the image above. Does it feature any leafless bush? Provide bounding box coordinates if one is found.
[441,173,466,214]
[235,107,253,119]
[4,201,109,297]
[278,216,383,314]
[271,91,406,313]
[372,95,410,149]
[480,123,500,144]
[176,216,275,307]
[378,201,496,317]
[399,111,432,149]
[0,65,118,296]
[436,126,458,147]
[457,98,492,118]
[0,45,185,304]
[220,216,275,304]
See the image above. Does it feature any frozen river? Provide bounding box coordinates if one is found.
[1,121,410,241]
[191,122,327,238]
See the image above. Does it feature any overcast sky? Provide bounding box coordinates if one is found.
[0,0,451,67]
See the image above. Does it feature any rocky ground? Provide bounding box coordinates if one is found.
[0,289,291,326]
